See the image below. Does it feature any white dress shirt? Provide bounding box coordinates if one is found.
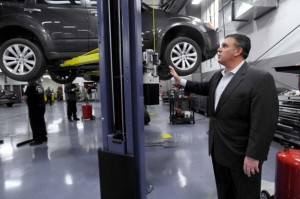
[179,61,245,110]
[214,61,244,110]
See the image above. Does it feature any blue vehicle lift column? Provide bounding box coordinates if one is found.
[97,1,146,199]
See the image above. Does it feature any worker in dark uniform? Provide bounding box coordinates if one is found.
[22,81,47,146]
[64,83,80,122]
[45,86,52,106]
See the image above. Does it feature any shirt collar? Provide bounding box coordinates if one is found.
[221,60,245,76]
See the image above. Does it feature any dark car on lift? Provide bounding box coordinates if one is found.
[141,2,219,79]
[0,89,21,107]
[0,0,218,83]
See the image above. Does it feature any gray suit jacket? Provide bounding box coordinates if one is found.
[185,62,279,170]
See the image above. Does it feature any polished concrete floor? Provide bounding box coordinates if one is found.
[0,101,283,199]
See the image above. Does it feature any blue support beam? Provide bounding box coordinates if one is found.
[97,0,146,198]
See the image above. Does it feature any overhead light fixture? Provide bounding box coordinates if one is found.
[42,75,51,79]
[192,0,202,5]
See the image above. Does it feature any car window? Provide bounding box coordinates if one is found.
[1,0,25,2]
[39,0,82,5]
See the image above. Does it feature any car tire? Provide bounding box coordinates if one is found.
[260,190,271,199]
[157,64,173,80]
[48,69,77,84]
[6,103,13,107]
[164,37,202,76]
[0,38,46,81]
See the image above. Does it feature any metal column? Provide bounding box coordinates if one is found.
[97,0,146,199]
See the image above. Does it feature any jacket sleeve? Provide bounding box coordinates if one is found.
[184,80,210,96]
[246,73,279,161]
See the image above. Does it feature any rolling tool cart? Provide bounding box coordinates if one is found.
[275,97,300,146]
[169,94,195,125]
[261,148,300,199]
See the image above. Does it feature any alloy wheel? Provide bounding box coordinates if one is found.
[170,42,198,71]
[3,44,36,76]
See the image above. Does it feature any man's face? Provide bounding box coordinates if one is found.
[217,37,241,66]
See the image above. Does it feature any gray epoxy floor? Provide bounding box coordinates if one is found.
[0,101,283,199]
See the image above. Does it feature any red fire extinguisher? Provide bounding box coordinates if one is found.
[261,148,300,199]
[275,148,300,199]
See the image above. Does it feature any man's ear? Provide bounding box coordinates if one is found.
[234,47,243,57]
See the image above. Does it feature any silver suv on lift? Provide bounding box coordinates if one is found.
[0,0,219,83]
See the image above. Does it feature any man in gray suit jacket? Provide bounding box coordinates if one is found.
[169,34,278,199]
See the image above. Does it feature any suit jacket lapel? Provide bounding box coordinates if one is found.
[215,63,248,114]
[209,71,222,115]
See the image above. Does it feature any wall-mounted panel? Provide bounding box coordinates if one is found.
[219,0,250,31]
[234,0,278,20]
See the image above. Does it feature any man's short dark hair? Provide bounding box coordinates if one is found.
[225,34,251,59]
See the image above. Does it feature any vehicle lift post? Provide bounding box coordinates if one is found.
[97,1,146,199]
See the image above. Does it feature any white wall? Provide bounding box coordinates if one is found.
[142,0,161,8]
[0,75,27,90]
[200,0,300,88]
[240,0,300,62]
[0,74,87,94]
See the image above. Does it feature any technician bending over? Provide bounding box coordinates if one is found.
[169,34,279,199]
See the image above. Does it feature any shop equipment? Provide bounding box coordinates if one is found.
[169,90,195,125]
[275,97,300,146]
[261,148,300,199]
[273,65,300,146]
[81,102,95,120]
[16,119,34,147]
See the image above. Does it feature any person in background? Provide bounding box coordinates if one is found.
[64,83,80,122]
[169,33,279,199]
[22,81,47,145]
[87,87,92,101]
[45,86,52,106]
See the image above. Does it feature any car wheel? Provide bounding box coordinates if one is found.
[157,65,173,80]
[260,190,271,199]
[6,103,13,107]
[164,37,202,76]
[48,69,77,84]
[0,38,46,81]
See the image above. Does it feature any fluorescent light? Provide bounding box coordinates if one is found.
[192,0,202,4]
[42,75,51,79]
[65,174,73,185]
[5,180,22,189]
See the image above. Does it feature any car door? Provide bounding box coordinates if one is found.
[29,0,90,52]
[141,3,154,50]
[86,0,98,50]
